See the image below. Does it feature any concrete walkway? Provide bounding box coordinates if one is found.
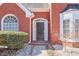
[53,50,79,56]
[16,44,48,56]
[16,44,79,56]
[53,47,79,56]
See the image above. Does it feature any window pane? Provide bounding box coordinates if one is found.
[3,15,18,31]
[63,20,70,38]
[75,19,79,39]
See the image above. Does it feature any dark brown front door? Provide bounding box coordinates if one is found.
[36,22,44,41]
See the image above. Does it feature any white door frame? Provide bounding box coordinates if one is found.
[33,18,48,41]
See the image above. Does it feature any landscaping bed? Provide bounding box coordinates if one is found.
[0,31,28,56]
[0,49,18,56]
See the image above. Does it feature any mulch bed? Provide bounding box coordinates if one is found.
[0,48,18,56]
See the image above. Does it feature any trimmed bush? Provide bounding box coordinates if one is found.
[0,31,28,49]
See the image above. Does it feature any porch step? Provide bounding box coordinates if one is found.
[16,43,49,56]
[29,41,49,45]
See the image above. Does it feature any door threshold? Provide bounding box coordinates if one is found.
[29,41,49,45]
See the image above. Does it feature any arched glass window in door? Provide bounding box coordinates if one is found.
[1,14,18,31]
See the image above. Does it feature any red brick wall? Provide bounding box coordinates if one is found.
[51,3,67,44]
[0,3,30,40]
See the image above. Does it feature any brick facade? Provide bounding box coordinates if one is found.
[1,3,79,48]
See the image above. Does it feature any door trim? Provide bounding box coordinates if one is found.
[33,18,48,41]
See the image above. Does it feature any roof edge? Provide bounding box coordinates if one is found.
[16,3,33,17]
[60,4,79,13]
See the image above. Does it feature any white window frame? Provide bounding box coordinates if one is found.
[33,18,48,41]
[60,11,79,42]
[60,13,73,41]
[1,14,19,31]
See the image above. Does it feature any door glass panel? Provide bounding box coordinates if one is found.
[36,22,44,41]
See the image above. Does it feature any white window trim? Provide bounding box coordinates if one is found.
[33,18,48,41]
[1,14,19,31]
[60,12,79,42]
[60,13,71,41]
[60,14,63,40]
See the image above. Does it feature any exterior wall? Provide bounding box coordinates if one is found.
[1,3,79,48]
[31,12,50,42]
[51,3,79,48]
[0,3,30,40]
[51,3,67,44]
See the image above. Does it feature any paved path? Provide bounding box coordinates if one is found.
[16,44,48,56]
[53,47,79,56]
[31,45,48,56]
[53,50,79,56]
[16,44,79,56]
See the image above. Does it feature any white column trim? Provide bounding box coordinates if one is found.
[33,19,36,41]
[28,17,32,43]
[44,20,48,41]
[49,4,52,42]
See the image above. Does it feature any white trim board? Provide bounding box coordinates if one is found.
[33,18,48,41]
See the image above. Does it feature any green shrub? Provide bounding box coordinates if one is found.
[0,31,28,49]
[47,49,54,56]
